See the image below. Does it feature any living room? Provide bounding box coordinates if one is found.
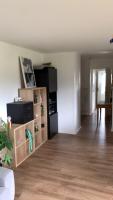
[1,1,113,200]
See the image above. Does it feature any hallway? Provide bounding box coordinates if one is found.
[79,109,112,141]
[15,112,113,200]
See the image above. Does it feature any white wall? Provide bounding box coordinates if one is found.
[81,56,91,115]
[0,41,43,120]
[0,42,81,134]
[44,52,81,134]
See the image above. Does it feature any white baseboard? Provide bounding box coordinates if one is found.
[70,126,81,135]
[81,112,92,116]
[75,126,81,134]
[58,126,81,135]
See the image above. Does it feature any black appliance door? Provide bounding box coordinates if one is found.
[49,112,58,139]
[48,68,57,92]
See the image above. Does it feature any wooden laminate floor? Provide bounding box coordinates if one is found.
[15,111,113,200]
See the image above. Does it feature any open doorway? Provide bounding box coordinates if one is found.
[90,69,96,114]
[91,68,112,122]
[91,69,106,114]
[96,69,106,104]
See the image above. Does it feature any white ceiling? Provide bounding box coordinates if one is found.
[0,0,113,54]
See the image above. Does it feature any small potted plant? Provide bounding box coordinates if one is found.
[0,119,13,167]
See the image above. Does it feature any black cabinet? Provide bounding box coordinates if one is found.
[48,68,57,92]
[49,113,58,138]
[7,101,33,124]
[34,67,58,139]
[34,67,57,92]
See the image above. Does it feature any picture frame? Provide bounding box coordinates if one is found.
[20,57,36,88]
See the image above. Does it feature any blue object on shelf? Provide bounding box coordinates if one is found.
[25,128,33,153]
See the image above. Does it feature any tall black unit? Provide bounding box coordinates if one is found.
[34,67,58,139]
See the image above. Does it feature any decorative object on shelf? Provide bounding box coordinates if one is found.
[19,57,36,88]
[7,116,12,130]
[35,114,39,118]
[34,93,39,103]
[41,104,44,116]
[0,119,13,166]
[25,128,33,153]
[41,123,45,128]
[14,97,22,102]
[34,125,39,133]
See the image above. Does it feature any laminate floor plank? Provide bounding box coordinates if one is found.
[15,112,113,200]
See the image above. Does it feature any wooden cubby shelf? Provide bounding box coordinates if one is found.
[11,87,47,167]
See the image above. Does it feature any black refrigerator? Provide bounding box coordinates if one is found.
[34,66,58,139]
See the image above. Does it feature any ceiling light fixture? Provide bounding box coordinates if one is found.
[98,51,111,54]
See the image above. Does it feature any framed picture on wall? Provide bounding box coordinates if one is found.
[20,57,36,88]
